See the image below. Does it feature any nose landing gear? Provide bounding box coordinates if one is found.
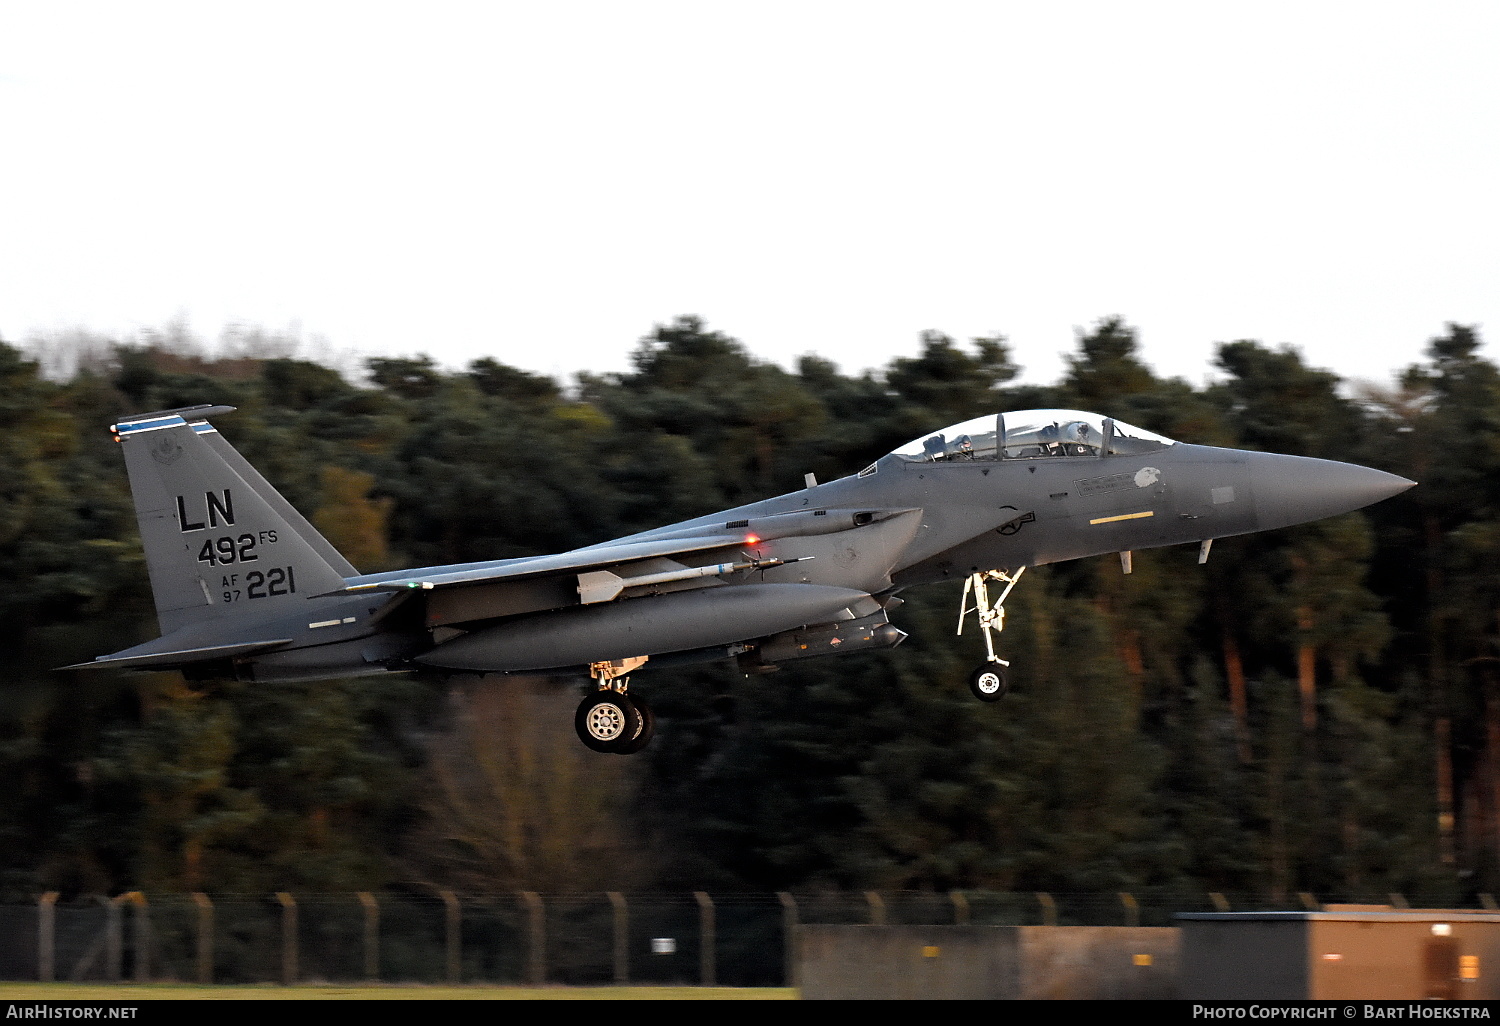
[958,567,1026,703]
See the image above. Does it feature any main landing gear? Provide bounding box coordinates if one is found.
[575,658,655,754]
[958,567,1026,703]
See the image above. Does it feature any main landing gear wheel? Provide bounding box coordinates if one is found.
[612,694,655,755]
[575,691,642,753]
[969,664,1009,703]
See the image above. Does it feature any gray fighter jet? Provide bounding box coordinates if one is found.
[66,405,1413,754]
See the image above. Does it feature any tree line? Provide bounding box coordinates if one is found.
[0,315,1493,904]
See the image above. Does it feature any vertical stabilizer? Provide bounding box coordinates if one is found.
[196,429,357,577]
[113,406,352,634]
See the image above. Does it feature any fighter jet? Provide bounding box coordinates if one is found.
[66,405,1413,754]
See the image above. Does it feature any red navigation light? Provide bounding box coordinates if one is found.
[745,533,761,545]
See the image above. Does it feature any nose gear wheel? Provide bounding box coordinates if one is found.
[969,664,1009,702]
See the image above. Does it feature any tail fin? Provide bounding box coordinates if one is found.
[113,406,354,634]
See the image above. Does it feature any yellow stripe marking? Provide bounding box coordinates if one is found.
[1090,510,1155,525]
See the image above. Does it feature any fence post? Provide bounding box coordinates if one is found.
[1119,892,1139,927]
[778,893,799,989]
[192,893,213,984]
[275,892,297,985]
[608,892,628,985]
[864,891,885,925]
[105,895,123,982]
[38,892,58,982]
[1036,892,1057,927]
[949,891,969,925]
[695,892,715,987]
[440,891,460,984]
[127,892,148,982]
[358,893,379,982]
[519,891,544,985]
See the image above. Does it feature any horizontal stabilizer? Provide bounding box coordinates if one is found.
[60,637,292,671]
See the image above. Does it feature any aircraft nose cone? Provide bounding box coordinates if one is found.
[1250,452,1415,531]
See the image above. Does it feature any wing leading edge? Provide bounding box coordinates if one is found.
[338,532,756,594]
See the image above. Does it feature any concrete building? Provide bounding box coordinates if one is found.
[798,924,1178,1000]
[1179,906,1500,1000]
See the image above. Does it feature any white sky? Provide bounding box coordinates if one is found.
[2,2,1496,390]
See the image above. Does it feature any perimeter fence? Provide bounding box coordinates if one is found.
[0,889,1488,986]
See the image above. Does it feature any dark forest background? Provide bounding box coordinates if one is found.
[2,315,1496,904]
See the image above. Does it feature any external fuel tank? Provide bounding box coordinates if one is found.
[416,581,876,672]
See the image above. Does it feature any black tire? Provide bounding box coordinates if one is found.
[575,690,642,753]
[612,694,656,755]
[968,664,1009,703]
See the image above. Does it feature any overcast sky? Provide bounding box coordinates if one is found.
[2,2,1496,390]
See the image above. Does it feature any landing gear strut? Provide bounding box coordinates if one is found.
[575,657,655,754]
[958,567,1026,703]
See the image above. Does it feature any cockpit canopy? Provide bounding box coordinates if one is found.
[891,409,1177,462]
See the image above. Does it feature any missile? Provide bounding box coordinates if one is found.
[576,556,807,604]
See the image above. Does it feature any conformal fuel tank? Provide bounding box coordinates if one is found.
[416,582,875,672]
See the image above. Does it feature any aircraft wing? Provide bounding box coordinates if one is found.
[339,507,919,595]
[340,531,753,593]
